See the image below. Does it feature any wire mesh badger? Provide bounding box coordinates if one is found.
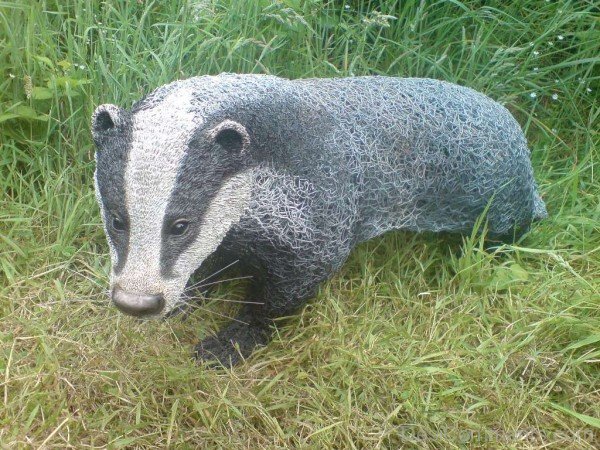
[92,74,546,366]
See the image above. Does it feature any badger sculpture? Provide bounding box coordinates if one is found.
[92,74,547,366]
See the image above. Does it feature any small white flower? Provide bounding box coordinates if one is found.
[344,4,350,9]
[530,92,537,98]
[587,88,592,93]
[533,50,540,56]
[551,128,557,133]
[9,73,15,78]
[548,41,554,46]
[557,35,564,40]
[552,93,558,100]
[533,67,539,72]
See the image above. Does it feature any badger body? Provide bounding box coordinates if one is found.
[92,74,546,366]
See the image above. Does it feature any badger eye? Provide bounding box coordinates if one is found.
[170,220,190,236]
[111,216,126,232]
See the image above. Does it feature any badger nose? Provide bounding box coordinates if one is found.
[112,287,165,316]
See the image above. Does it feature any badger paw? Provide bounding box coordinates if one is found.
[194,316,271,368]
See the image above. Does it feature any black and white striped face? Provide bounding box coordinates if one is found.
[92,88,253,318]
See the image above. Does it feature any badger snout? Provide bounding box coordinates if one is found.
[112,286,166,317]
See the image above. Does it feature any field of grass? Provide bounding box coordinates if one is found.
[1,0,599,447]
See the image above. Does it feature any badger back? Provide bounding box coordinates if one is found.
[295,76,547,239]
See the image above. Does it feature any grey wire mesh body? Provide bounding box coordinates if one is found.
[97,74,547,362]
[143,74,546,312]
[145,75,546,295]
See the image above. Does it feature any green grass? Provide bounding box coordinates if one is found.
[0,0,598,447]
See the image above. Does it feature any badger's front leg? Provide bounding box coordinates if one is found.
[194,259,327,367]
[194,303,272,367]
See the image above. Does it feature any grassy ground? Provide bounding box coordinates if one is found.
[1,0,598,447]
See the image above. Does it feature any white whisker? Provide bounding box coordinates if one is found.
[185,259,240,291]
[191,304,249,325]
[202,259,240,281]
[189,275,254,292]
[197,296,263,305]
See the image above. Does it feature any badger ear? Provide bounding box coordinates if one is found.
[92,104,130,138]
[209,120,250,154]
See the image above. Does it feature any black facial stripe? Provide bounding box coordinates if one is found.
[160,131,243,278]
[95,128,132,274]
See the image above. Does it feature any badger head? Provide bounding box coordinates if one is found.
[92,83,253,318]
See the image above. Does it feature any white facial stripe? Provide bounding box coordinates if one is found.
[173,170,253,280]
[117,88,201,295]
